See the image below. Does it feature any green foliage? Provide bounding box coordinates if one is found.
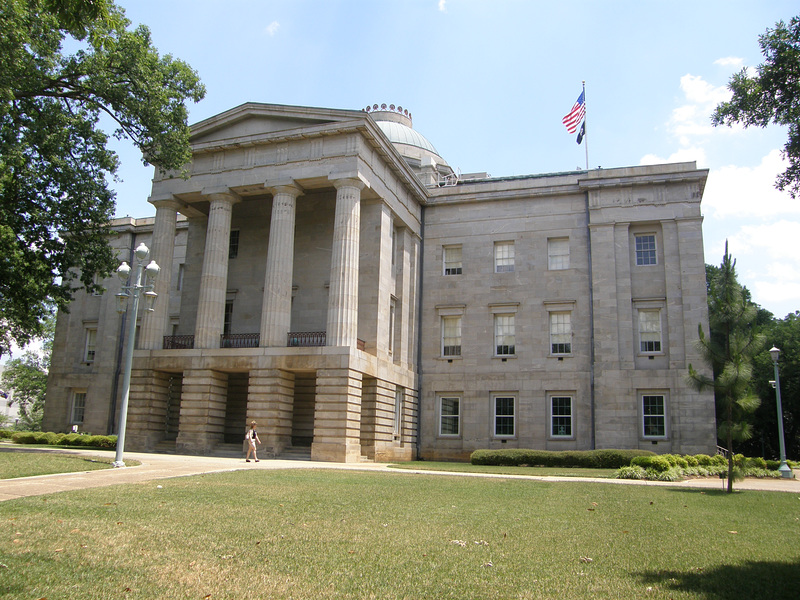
[631,455,672,472]
[744,311,800,462]
[713,15,800,199]
[615,465,647,480]
[470,448,655,469]
[616,452,783,481]
[6,429,115,448]
[690,243,765,492]
[11,431,37,444]
[0,0,205,354]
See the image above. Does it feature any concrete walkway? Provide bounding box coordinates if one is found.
[1,446,799,502]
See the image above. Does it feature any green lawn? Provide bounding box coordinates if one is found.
[389,460,618,478]
[0,450,115,479]
[1,468,798,599]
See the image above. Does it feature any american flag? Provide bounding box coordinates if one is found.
[562,90,585,134]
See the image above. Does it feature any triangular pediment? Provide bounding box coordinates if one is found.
[189,102,365,146]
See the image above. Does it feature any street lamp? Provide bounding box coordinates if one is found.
[113,242,160,467]
[768,346,793,478]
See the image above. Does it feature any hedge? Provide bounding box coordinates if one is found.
[6,430,117,449]
[470,448,656,469]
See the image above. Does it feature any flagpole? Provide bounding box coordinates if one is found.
[583,81,589,170]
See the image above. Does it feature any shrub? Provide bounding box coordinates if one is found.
[694,454,714,466]
[711,454,727,467]
[615,465,647,480]
[11,431,38,444]
[56,433,85,446]
[470,449,656,469]
[746,456,767,469]
[0,429,14,440]
[684,455,699,467]
[631,455,672,472]
[35,432,59,445]
[86,435,116,449]
[654,467,684,482]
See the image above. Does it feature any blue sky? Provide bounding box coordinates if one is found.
[108,0,800,318]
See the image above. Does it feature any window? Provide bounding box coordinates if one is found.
[176,264,185,291]
[71,391,87,424]
[635,234,657,266]
[550,312,572,355]
[548,238,570,270]
[229,230,240,259]
[394,386,404,436]
[441,315,462,357]
[439,396,460,436]
[551,396,573,437]
[224,301,234,336]
[443,245,462,275]
[642,394,666,438]
[494,241,515,273]
[639,309,662,353]
[493,395,515,437]
[84,327,97,363]
[494,314,515,356]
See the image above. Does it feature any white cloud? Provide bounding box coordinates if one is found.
[703,150,798,218]
[663,74,731,142]
[640,146,707,167]
[714,56,744,68]
[724,222,800,316]
[265,21,280,36]
[438,0,447,11]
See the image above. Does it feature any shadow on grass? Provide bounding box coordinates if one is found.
[635,559,800,600]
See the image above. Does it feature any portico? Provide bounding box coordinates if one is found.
[122,103,423,462]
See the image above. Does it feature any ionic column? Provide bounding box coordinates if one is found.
[194,191,240,349]
[139,198,181,350]
[326,177,367,347]
[260,182,303,346]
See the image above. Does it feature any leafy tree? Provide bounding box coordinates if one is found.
[0,312,55,430]
[689,244,764,492]
[712,15,800,198]
[0,0,205,356]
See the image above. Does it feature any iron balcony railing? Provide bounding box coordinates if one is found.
[220,333,260,348]
[287,331,326,347]
[163,335,195,349]
[163,332,365,350]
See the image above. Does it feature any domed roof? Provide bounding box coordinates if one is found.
[376,120,440,155]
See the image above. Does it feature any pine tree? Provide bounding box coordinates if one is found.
[689,243,764,492]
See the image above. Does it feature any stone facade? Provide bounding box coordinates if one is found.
[43,102,717,462]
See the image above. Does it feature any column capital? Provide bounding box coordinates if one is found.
[148,196,183,212]
[201,188,241,205]
[329,173,369,191]
[266,180,304,197]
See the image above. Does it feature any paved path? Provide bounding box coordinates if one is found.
[1,446,798,502]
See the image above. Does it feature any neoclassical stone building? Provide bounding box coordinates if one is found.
[43,102,717,461]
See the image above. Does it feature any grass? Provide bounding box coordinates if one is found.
[1,468,799,599]
[0,450,116,479]
[389,461,618,478]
